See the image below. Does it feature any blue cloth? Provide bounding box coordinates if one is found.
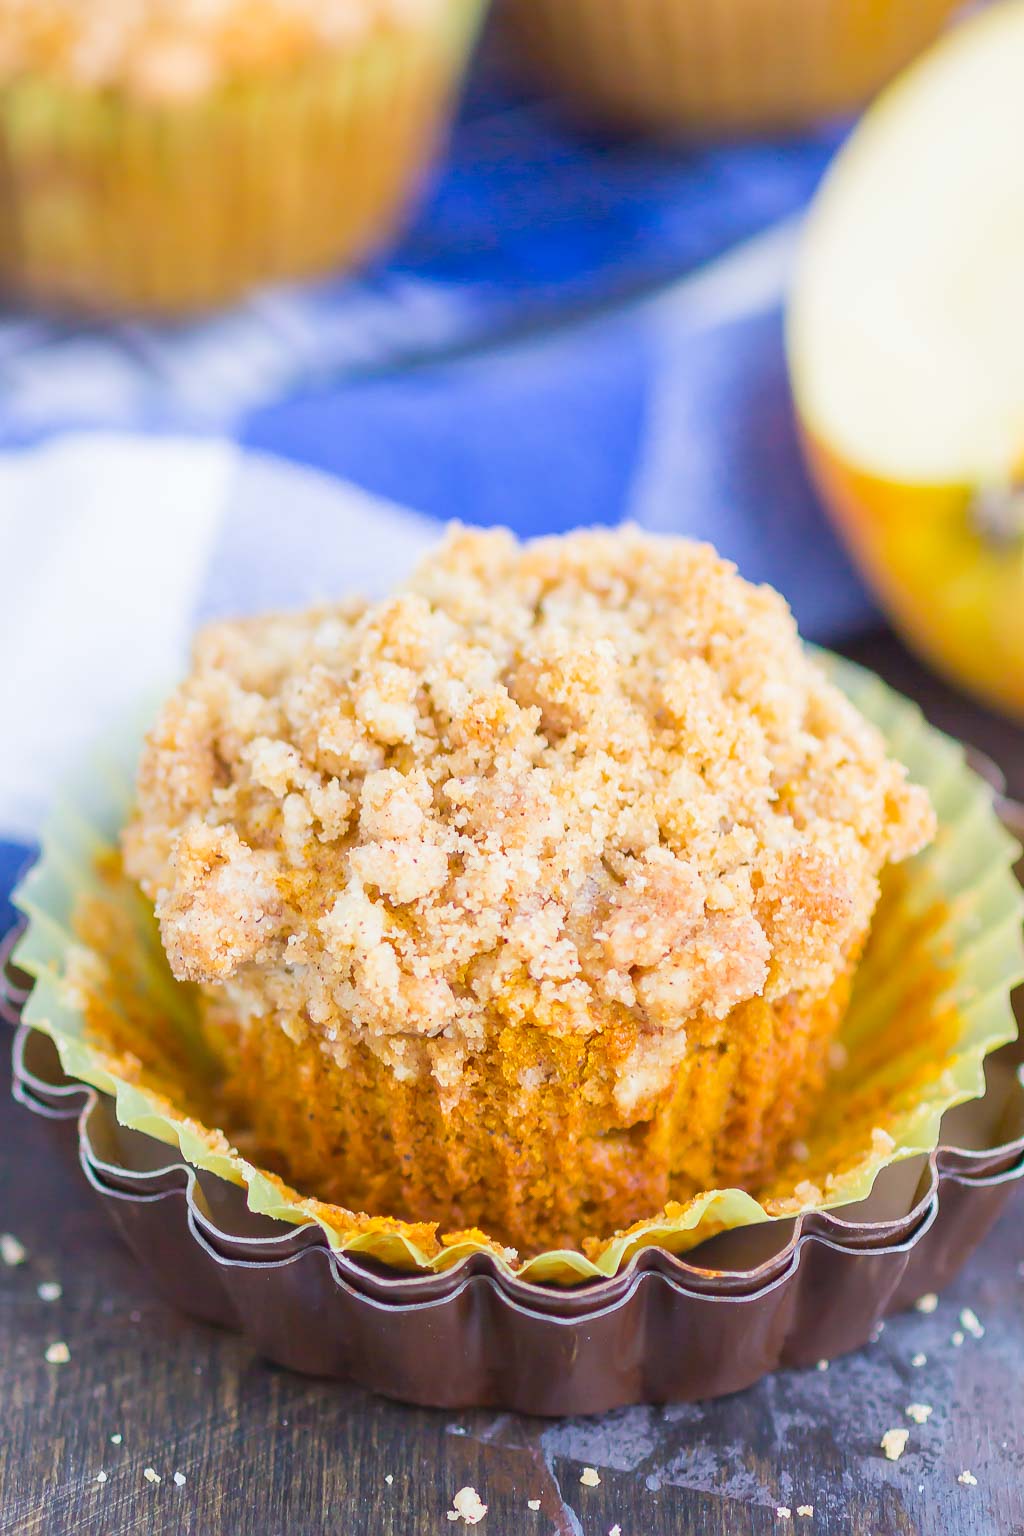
[0,842,29,940]
[0,51,875,645]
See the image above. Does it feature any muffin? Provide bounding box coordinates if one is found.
[500,0,962,134]
[122,526,934,1255]
[0,0,486,315]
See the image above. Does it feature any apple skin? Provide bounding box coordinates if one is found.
[801,429,1024,722]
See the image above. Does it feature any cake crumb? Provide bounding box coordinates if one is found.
[173,1472,186,1487]
[915,1293,939,1314]
[580,1467,601,1487]
[143,1468,161,1485]
[958,1471,978,1487]
[905,1404,932,1424]
[37,1281,62,1302]
[448,1487,487,1525]
[951,1331,964,1347]
[797,1508,814,1518]
[110,1434,122,1445]
[776,1509,792,1521]
[881,1428,909,1461]
[960,1307,984,1339]
[1,1233,26,1267]
[911,1353,927,1368]
[385,1474,394,1486]
[95,1471,107,1484]
[44,1341,70,1364]
[526,1501,540,1512]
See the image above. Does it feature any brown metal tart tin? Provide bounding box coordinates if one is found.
[4,753,1024,1416]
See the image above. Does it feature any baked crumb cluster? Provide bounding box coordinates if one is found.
[0,0,443,97]
[124,526,933,1110]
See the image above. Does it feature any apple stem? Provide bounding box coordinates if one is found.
[972,482,1024,548]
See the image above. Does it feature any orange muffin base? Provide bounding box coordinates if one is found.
[501,0,961,133]
[203,956,856,1258]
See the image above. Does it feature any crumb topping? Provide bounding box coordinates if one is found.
[0,0,449,98]
[124,526,934,1109]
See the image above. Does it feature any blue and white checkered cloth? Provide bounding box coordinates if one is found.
[0,55,876,862]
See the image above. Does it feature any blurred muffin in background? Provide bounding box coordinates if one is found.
[500,0,962,134]
[0,0,487,315]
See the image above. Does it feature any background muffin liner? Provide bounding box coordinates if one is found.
[500,0,962,133]
[0,0,487,315]
[10,655,1024,1287]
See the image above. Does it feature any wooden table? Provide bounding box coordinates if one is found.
[1,632,1022,1536]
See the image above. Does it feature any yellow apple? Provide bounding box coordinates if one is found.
[788,0,1024,720]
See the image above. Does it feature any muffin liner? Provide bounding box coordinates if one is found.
[10,655,1023,1292]
[500,0,962,134]
[0,0,487,315]
[8,1007,1024,1413]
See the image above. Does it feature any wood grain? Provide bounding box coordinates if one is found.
[0,631,1022,1536]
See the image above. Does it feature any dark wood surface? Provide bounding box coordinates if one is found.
[1,631,1022,1536]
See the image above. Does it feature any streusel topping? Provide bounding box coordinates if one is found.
[124,526,933,1103]
[0,0,447,98]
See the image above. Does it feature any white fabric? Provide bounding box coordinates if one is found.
[0,433,441,841]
